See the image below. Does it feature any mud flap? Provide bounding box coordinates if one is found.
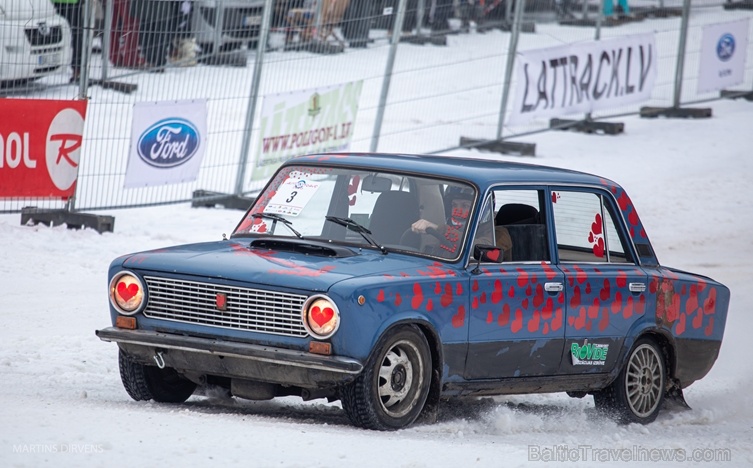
[663,385,691,411]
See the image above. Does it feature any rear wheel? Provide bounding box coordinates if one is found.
[118,350,196,403]
[341,326,431,430]
[594,337,665,424]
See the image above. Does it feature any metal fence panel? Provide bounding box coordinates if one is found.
[1,0,752,215]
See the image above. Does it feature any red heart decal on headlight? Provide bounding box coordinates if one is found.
[117,282,139,302]
[310,306,334,327]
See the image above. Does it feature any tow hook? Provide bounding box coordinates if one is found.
[153,351,166,369]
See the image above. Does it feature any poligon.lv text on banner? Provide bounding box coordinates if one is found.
[252,80,364,184]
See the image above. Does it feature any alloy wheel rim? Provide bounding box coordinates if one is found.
[625,344,663,418]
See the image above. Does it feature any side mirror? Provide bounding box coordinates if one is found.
[472,244,502,274]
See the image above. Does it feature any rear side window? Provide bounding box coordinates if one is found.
[551,190,632,264]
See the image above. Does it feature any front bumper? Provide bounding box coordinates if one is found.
[96,327,363,388]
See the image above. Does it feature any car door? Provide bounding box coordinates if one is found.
[549,187,648,375]
[464,188,566,379]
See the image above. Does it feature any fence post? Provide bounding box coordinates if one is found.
[102,0,113,83]
[314,0,324,39]
[639,0,712,118]
[213,0,225,56]
[233,0,274,197]
[549,1,625,135]
[416,0,425,31]
[496,0,525,142]
[370,0,407,153]
[77,0,93,100]
[456,0,535,156]
[193,0,274,210]
[90,0,137,94]
[672,0,691,108]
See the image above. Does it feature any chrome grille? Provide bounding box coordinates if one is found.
[143,276,309,337]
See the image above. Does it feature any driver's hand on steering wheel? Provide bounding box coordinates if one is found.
[411,219,438,234]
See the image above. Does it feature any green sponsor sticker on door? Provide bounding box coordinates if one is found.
[570,341,609,366]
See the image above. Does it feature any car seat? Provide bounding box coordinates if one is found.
[495,203,549,261]
[368,191,420,247]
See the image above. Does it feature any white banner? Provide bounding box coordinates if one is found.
[508,33,657,125]
[697,18,749,94]
[124,100,208,188]
[252,80,363,182]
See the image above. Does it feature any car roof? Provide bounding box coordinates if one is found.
[289,152,611,189]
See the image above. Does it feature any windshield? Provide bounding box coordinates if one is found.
[233,165,477,260]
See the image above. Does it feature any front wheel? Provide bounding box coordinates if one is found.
[593,337,666,424]
[341,326,432,430]
[118,350,197,403]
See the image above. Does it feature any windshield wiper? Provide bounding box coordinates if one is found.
[251,213,304,239]
[325,216,387,254]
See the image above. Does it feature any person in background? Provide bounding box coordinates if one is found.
[131,0,180,71]
[168,0,197,66]
[603,0,629,17]
[458,0,483,32]
[52,0,84,83]
[110,0,148,68]
[554,0,575,20]
[341,0,371,47]
[430,0,455,34]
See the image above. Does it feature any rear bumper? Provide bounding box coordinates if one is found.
[673,337,722,388]
[96,327,363,388]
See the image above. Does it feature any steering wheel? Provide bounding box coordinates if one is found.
[425,227,454,249]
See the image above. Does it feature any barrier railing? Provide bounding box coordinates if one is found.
[1,0,751,232]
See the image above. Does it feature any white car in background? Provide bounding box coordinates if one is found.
[0,0,72,86]
[191,0,265,55]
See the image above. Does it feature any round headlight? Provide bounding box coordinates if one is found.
[109,272,145,315]
[302,295,340,339]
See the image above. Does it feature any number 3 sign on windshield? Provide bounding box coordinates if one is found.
[265,178,320,216]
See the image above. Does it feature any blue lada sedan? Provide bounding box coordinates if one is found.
[97,153,730,430]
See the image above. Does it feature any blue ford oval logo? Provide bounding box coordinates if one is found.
[137,118,200,168]
[716,33,735,62]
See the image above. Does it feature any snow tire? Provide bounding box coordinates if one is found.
[594,337,666,424]
[341,325,431,431]
[118,349,196,403]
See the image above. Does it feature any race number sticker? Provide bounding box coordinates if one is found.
[265,178,320,216]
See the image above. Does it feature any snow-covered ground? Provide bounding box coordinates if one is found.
[2,9,753,467]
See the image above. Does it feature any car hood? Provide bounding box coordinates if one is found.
[117,239,444,292]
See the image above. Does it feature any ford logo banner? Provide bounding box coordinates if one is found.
[716,33,735,62]
[137,118,201,168]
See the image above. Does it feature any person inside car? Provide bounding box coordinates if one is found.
[411,186,512,260]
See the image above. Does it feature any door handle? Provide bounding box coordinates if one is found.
[545,282,563,293]
[629,282,646,293]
